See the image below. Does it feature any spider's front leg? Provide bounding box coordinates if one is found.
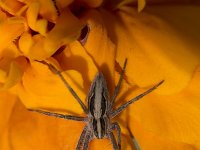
[28,109,86,121]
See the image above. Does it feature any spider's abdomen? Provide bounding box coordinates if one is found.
[92,117,106,139]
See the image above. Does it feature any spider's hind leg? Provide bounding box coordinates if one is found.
[111,122,121,150]
[83,130,92,150]
[76,126,88,150]
[109,132,119,150]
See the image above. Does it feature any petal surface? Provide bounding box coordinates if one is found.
[101,5,200,94]
[127,66,200,147]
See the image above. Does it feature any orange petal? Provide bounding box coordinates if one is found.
[0,15,25,50]
[0,91,18,150]
[101,6,200,94]
[138,0,146,11]
[54,41,98,89]
[19,32,51,60]
[26,2,48,35]
[81,10,116,92]
[89,134,134,150]
[129,119,198,150]
[6,98,85,150]
[38,0,60,22]
[127,66,200,145]
[0,42,26,89]
[0,0,23,15]
[44,8,84,56]
[16,60,87,114]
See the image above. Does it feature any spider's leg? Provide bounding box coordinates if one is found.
[127,126,140,150]
[110,59,127,107]
[111,80,164,118]
[111,122,121,150]
[37,60,88,113]
[76,126,88,150]
[109,132,119,150]
[83,130,92,150]
[29,109,86,122]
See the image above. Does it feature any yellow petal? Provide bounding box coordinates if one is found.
[89,134,134,150]
[0,0,23,15]
[54,41,98,88]
[5,98,85,150]
[17,60,86,114]
[0,42,26,89]
[127,66,200,145]
[129,120,198,150]
[26,2,48,35]
[0,15,25,50]
[44,8,84,56]
[82,10,116,92]
[138,0,146,12]
[0,91,18,150]
[19,33,50,60]
[101,6,200,94]
[18,32,33,56]
[2,60,23,89]
[37,0,60,22]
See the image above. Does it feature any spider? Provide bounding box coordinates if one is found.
[29,59,164,150]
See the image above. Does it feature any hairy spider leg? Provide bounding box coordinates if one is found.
[111,80,164,118]
[127,126,141,150]
[83,130,92,150]
[109,132,119,150]
[110,59,127,107]
[111,122,121,150]
[36,60,88,113]
[49,63,88,113]
[76,126,88,150]
[28,109,86,121]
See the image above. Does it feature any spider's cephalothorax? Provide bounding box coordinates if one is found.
[29,59,164,150]
[87,73,110,139]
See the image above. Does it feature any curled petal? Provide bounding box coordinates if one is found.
[81,10,116,92]
[26,2,48,35]
[55,41,98,88]
[0,0,23,15]
[0,15,25,50]
[19,32,51,60]
[0,42,27,89]
[138,0,146,11]
[44,9,84,56]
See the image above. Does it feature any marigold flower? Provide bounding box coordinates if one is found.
[0,0,200,150]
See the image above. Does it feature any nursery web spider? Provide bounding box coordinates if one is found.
[29,59,164,150]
